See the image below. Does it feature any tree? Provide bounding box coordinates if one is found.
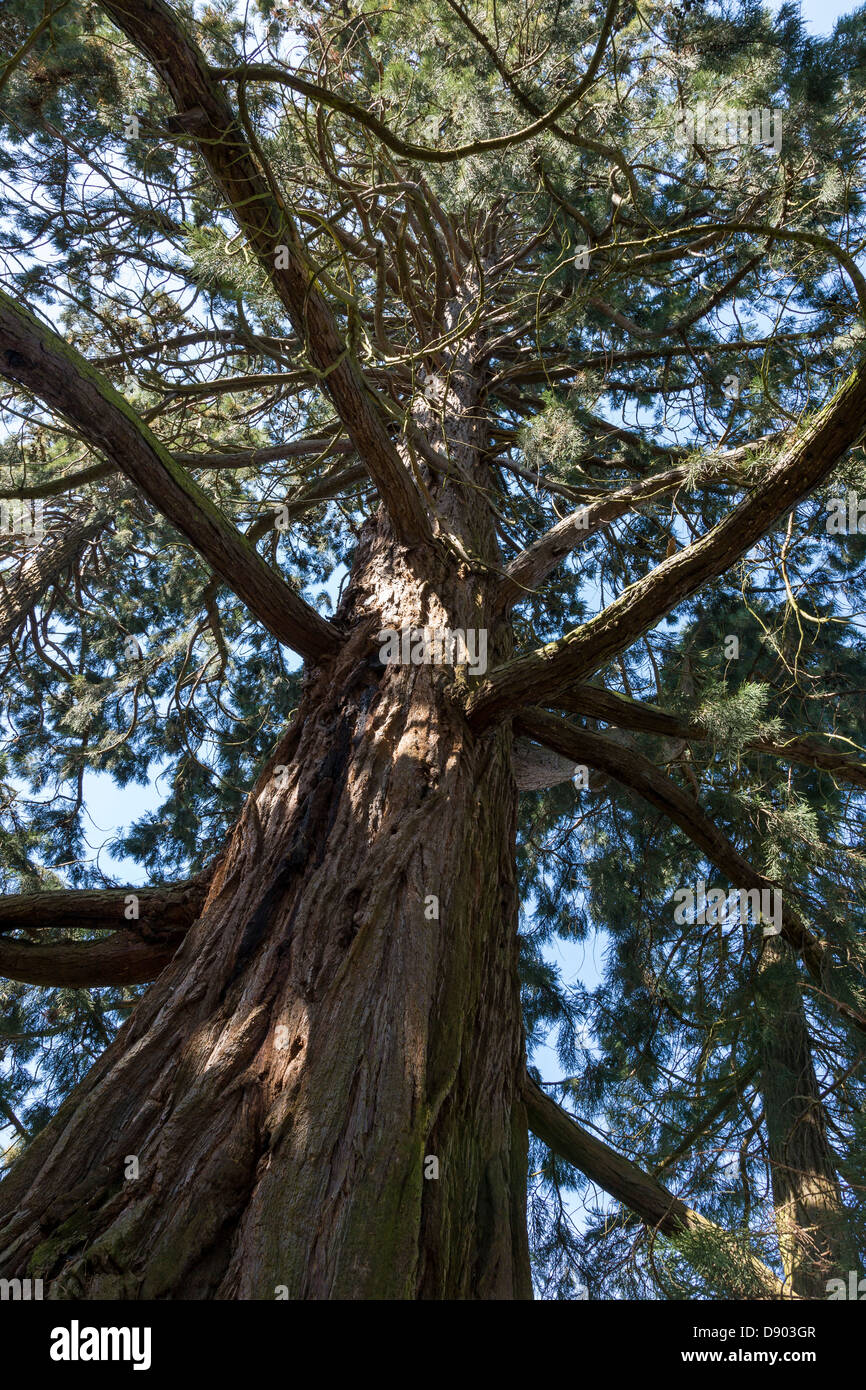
[0,0,865,1300]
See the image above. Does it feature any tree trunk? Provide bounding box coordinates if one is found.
[0,364,534,1300]
[758,936,857,1298]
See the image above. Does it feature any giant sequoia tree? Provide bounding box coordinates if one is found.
[0,0,865,1301]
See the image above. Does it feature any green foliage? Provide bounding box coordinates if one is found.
[1,0,866,1298]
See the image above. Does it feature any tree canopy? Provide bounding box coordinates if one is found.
[1,0,866,1299]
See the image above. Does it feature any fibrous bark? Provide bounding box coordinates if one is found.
[0,333,533,1301]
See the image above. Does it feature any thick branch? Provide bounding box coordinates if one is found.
[0,463,112,500]
[0,931,182,987]
[556,685,866,791]
[467,359,866,725]
[0,291,340,662]
[0,878,207,936]
[523,1076,792,1299]
[98,0,432,548]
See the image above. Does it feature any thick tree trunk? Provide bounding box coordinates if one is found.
[758,937,857,1298]
[0,364,534,1299]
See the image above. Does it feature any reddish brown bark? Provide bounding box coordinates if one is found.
[0,931,185,988]
[0,349,533,1300]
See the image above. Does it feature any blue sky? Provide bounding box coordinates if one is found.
[793,0,856,27]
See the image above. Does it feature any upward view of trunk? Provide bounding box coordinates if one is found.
[0,366,533,1300]
[4,0,866,1307]
[757,936,857,1298]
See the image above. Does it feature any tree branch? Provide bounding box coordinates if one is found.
[496,465,699,611]
[0,463,112,500]
[97,0,432,548]
[0,931,183,987]
[0,877,208,936]
[0,290,340,662]
[467,358,866,726]
[208,0,618,168]
[523,1076,792,1299]
[512,736,578,790]
[516,709,866,1035]
[556,684,866,791]
[0,437,356,500]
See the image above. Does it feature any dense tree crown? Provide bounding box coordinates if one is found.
[0,0,866,1300]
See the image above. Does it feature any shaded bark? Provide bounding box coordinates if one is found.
[0,930,185,988]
